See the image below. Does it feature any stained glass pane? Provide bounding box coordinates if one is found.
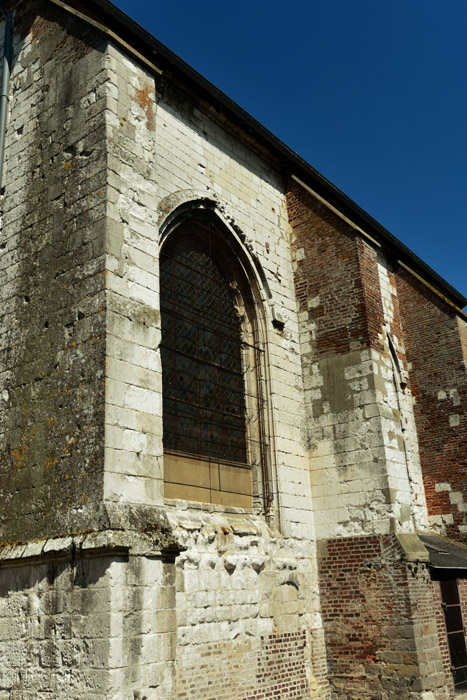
[160,234,247,463]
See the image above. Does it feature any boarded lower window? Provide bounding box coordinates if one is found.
[160,223,255,507]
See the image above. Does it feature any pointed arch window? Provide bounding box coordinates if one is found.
[159,217,269,509]
[161,234,247,463]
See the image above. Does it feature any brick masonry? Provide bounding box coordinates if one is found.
[318,535,448,700]
[396,269,467,540]
[175,633,313,700]
[287,170,466,698]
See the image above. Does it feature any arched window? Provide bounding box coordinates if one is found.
[161,234,246,463]
[160,217,268,509]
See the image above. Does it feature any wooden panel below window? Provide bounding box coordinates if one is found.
[164,452,252,509]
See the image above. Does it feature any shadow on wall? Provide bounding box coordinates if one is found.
[0,553,116,598]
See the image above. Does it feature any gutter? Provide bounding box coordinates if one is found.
[56,0,467,310]
[0,0,11,192]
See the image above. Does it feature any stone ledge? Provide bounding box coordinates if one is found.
[0,501,175,547]
[397,532,430,563]
[164,497,253,515]
[0,527,181,567]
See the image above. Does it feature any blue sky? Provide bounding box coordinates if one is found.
[112,0,467,305]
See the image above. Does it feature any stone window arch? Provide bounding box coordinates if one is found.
[160,212,270,511]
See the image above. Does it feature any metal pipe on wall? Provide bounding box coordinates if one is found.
[0,0,11,193]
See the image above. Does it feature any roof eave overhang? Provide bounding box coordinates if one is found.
[419,533,467,573]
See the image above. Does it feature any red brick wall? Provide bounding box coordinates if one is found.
[318,535,446,699]
[395,269,467,540]
[242,633,308,700]
[286,179,385,358]
[384,266,410,368]
[459,315,467,371]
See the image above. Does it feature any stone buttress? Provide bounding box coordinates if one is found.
[0,2,330,698]
[286,176,465,699]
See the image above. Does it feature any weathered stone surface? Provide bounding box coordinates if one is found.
[0,0,108,543]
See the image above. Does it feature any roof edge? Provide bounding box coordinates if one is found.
[50,0,467,310]
[418,532,467,571]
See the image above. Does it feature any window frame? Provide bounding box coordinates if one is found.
[440,577,467,690]
[159,211,271,512]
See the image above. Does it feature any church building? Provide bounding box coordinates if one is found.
[0,1,466,698]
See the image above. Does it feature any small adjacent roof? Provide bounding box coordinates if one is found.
[56,0,467,310]
[419,533,467,570]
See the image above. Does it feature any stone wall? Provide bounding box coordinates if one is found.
[0,1,466,699]
[0,512,331,699]
[0,2,330,698]
[287,177,428,539]
[0,513,331,700]
[0,535,177,699]
[102,40,316,537]
[169,509,329,699]
[99,26,329,698]
[0,0,110,541]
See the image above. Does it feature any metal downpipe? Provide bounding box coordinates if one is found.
[0,0,11,193]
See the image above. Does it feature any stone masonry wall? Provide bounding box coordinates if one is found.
[3,2,465,699]
[1,3,332,699]
[287,178,428,539]
[102,42,317,539]
[0,538,177,700]
[459,315,467,367]
[169,510,330,700]
[0,520,331,700]
[375,255,427,532]
[102,43,163,510]
[100,40,331,697]
[0,0,110,541]
[395,268,467,540]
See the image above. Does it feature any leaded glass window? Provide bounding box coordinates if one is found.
[160,232,247,464]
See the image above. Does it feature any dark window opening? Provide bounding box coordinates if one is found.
[440,578,467,690]
[160,230,247,464]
